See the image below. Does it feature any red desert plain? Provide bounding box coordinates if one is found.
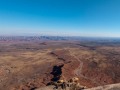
[0,36,120,90]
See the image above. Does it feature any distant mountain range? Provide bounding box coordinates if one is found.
[0,36,120,42]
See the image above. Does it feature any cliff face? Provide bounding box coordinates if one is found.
[50,49,80,81]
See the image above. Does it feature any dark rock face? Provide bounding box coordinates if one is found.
[51,65,64,82]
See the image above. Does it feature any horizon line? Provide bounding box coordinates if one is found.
[0,34,120,39]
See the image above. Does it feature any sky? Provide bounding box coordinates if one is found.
[0,0,120,37]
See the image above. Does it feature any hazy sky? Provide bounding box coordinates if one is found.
[0,0,120,37]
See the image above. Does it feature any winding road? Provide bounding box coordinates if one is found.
[71,53,101,86]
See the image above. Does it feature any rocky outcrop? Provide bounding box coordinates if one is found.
[36,83,120,90]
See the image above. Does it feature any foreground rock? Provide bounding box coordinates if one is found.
[85,83,120,90]
[36,83,120,90]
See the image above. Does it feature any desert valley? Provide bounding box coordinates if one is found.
[0,36,120,90]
